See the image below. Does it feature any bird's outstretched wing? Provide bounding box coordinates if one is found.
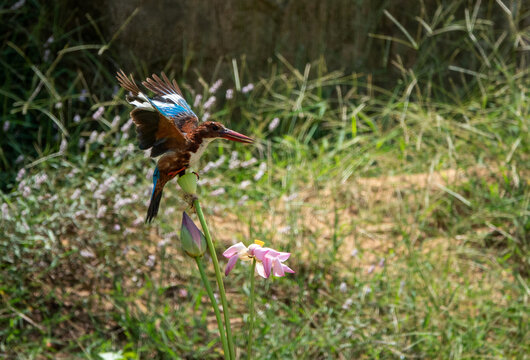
[116,70,190,157]
[142,73,199,134]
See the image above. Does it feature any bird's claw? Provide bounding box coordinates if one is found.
[182,193,198,212]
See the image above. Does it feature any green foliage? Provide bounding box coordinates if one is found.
[1,1,529,359]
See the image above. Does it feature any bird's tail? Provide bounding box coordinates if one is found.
[146,167,163,223]
[146,187,164,223]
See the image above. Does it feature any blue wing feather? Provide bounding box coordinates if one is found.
[149,96,198,123]
[141,73,200,133]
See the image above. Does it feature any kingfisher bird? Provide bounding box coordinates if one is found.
[116,70,253,223]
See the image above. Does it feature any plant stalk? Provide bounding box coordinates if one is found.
[247,259,256,360]
[195,258,230,360]
[194,199,236,360]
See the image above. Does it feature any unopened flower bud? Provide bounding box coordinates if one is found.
[180,212,206,258]
[177,173,197,194]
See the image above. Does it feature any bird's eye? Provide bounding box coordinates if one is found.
[211,124,220,131]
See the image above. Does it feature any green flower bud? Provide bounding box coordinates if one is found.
[180,211,206,258]
[177,173,197,194]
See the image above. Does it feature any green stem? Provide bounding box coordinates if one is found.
[195,258,230,360]
[194,199,236,360]
[247,259,256,360]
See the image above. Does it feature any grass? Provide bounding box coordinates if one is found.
[1,1,529,359]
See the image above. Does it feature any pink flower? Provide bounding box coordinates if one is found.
[223,241,294,278]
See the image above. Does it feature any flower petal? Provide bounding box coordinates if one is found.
[272,257,285,277]
[263,255,273,278]
[277,252,291,261]
[225,255,239,276]
[255,262,268,278]
[282,264,295,273]
[252,247,270,261]
[263,248,280,257]
[248,243,262,255]
[223,242,247,258]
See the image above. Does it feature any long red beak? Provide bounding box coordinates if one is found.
[221,128,254,143]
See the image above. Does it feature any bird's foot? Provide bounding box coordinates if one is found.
[182,193,198,212]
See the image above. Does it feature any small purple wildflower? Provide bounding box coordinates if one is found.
[3,121,10,132]
[59,138,67,153]
[73,114,81,123]
[71,188,81,200]
[1,203,8,219]
[342,298,353,310]
[278,226,291,234]
[10,0,25,10]
[127,175,137,186]
[121,118,133,132]
[242,83,254,94]
[378,258,385,267]
[228,151,240,169]
[239,180,251,189]
[92,106,104,120]
[237,194,249,206]
[210,188,226,196]
[193,94,202,107]
[16,168,25,181]
[35,173,48,188]
[202,155,226,173]
[111,115,121,128]
[80,249,95,258]
[45,36,54,46]
[254,162,267,181]
[203,96,216,110]
[209,79,223,93]
[225,88,234,99]
[79,89,88,102]
[240,157,258,168]
[284,193,298,202]
[145,254,156,267]
[96,205,107,218]
[268,117,280,131]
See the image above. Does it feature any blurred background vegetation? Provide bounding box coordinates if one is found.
[1,0,529,358]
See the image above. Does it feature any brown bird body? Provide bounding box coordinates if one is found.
[116,70,253,222]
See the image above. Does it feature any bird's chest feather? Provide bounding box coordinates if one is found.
[188,138,214,168]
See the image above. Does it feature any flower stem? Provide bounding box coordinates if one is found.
[195,258,230,360]
[194,199,236,360]
[247,259,256,360]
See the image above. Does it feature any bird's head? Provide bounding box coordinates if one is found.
[198,121,254,144]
